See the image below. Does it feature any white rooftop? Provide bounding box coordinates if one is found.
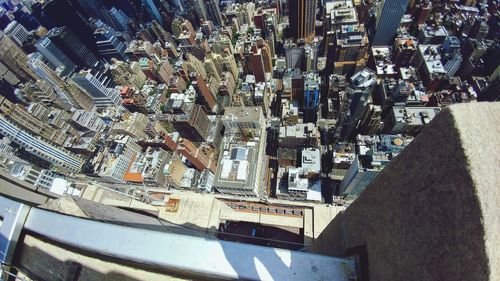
[301,148,321,174]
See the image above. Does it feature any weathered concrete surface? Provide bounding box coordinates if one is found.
[313,102,500,281]
[15,235,191,281]
[41,196,202,236]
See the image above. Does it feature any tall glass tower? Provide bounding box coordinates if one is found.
[372,0,409,46]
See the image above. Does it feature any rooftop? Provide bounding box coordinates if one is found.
[279,123,317,139]
[222,106,263,122]
[301,148,321,175]
[392,106,441,126]
[420,25,449,38]
[326,0,357,27]
[419,45,447,75]
[214,138,262,190]
[350,68,376,89]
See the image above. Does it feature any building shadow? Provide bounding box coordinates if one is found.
[9,232,213,281]
[308,212,344,257]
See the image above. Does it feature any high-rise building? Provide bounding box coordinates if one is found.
[171,105,211,142]
[172,18,196,37]
[214,107,266,197]
[3,21,30,47]
[42,0,98,52]
[221,106,265,136]
[147,21,172,45]
[156,60,174,83]
[285,42,304,70]
[334,24,369,76]
[289,0,316,43]
[381,105,441,135]
[0,31,38,84]
[303,73,320,123]
[336,68,377,140]
[190,73,217,112]
[372,0,409,46]
[305,43,319,72]
[46,27,100,68]
[340,136,388,199]
[142,0,164,25]
[0,115,85,173]
[204,54,223,81]
[109,60,147,89]
[95,135,142,183]
[100,7,130,32]
[20,80,72,110]
[0,97,68,146]
[206,0,223,26]
[34,37,77,76]
[322,0,358,75]
[413,45,449,91]
[186,53,207,77]
[256,39,273,73]
[94,28,128,61]
[9,162,61,190]
[250,46,266,83]
[28,52,94,111]
[479,65,500,101]
[110,112,149,139]
[70,109,105,132]
[411,0,431,25]
[441,36,462,77]
[71,68,122,109]
[393,38,417,67]
[65,79,96,111]
[356,104,383,135]
[177,138,216,172]
[278,123,318,148]
[210,34,234,54]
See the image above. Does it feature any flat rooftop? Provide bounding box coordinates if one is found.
[213,140,261,189]
[419,45,447,75]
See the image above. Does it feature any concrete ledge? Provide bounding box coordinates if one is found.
[312,102,500,281]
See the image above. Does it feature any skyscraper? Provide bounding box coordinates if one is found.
[190,0,209,22]
[289,0,316,43]
[372,0,409,46]
[206,0,223,26]
[336,68,376,140]
[142,0,164,25]
[190,72,217,112]
[100,7,130,32]
[46,27,100,68]
[71,68,121,109]
[0,31,38,84]
[94,28,128,61]
[0,115,85,173]
[303,73,320,123]
[3,21,30,47]
[35,37,77,76]
[171,105,211,142]
[334,24,369,76]
[28,52,94,111]
[250,46,266,83]
[42,0,98,52]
